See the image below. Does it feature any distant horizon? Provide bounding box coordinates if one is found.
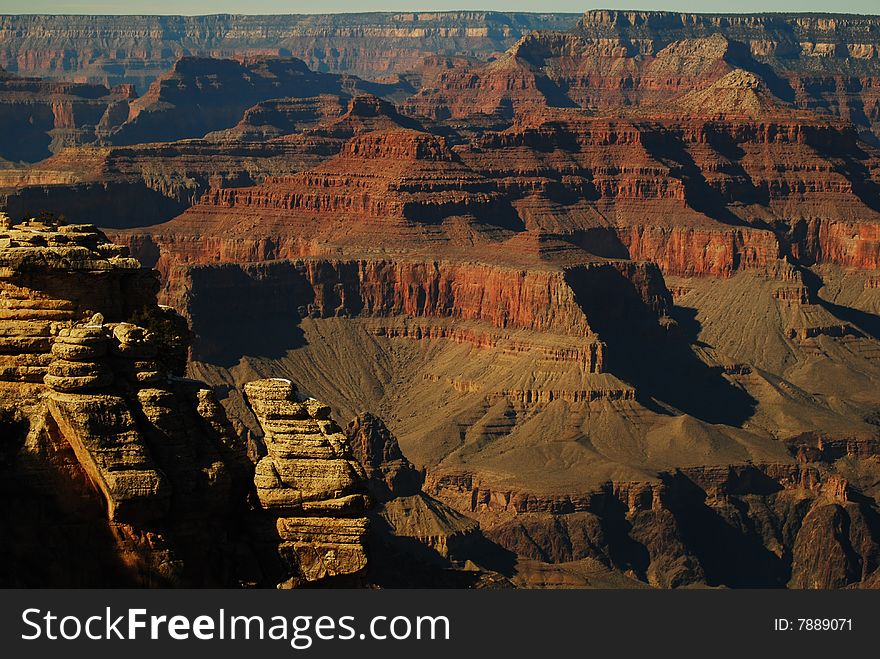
[3,10,880,17]
[1,2,879,18]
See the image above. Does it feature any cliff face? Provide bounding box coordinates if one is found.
[0,13,581,91]
[0,68,133,163]
[121,106,880,279]
[106,57,409,146]
[455,107,880,276]
[5,11,876,137]
[0,139,334,227]
[0,218,253,586]
[0,94,427,227]
[427,460,880,589]
[408,11,880,141]
[81,25,880,590]
[7,25,880,260]
[0,217,393,588]
[0,218,156,384]
[174,258,655,381]
[168,255,880,589]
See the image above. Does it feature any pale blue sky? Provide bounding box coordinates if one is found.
[0,2,877,15]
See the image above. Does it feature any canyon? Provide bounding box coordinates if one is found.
[2,10,880,589]
[0,12,580,91]
[0,216,506,586]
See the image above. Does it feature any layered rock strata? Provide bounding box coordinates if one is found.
[409,12,880,142]
[0,93,427,227]
[0,218,254,586]
[244,378,370,585]
[0,13,580,90]
[426,457,880,589]
[106,57,409,146]
[0,67,134,163]
[0,216,156,384]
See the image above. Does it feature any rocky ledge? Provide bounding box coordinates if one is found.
[0,216,506,587]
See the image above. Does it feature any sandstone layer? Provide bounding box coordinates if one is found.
[0,94,427,226]
[244,378,370,585]
[0,217,255,585]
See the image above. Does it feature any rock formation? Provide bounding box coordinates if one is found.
[244,378,370,585]
[342,411,513,588]
[0,216,156,384]
[427,459,880,589]
[347,412,423,502]
[0,139,331,227]
[106,57,410,146]
[0,217,257,586]
[0,67,133,164]
[0,214,514,588]
[410,12,880,142]
[0,13,580,91]
[206,95,350,142]
[0,93,428,227]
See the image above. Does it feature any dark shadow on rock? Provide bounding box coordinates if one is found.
[0,416,141,587]
[703,127,770,206]
[402,194,526,231]
[640,130,746,227]
[462,532,518,577]
[834,158,880,215]
[0,409,28,469]
[561,228,630,259]
[801,127,880,213]
[3,182,188,228]
[0,121,53,163]
[534,73,579,110]
[244,507,297,588]
[366,510,516,587]
[723,466,784,497]
[593,495,650,581]
[801,267,880,341]
[846,489,880,555]
[567,266,757,425]
[486,511,614,566]
[188,262,309,367]
[660,472,791,588]
[726,39,796,104]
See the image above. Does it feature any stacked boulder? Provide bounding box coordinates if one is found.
[44,318,113,392]
[43,316,172,394]
[0,218,155,385]
[109,322,164,386]
[44,315,171,525]
[244,378,370,585]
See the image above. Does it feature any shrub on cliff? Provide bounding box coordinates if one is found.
[128,305,192,376]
